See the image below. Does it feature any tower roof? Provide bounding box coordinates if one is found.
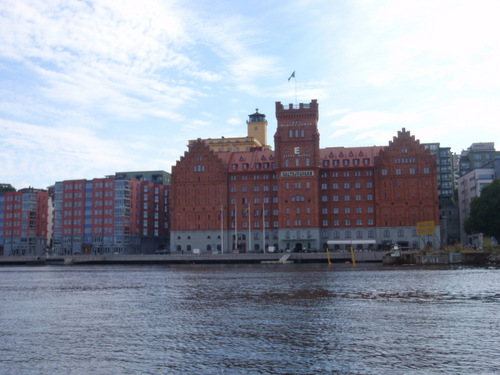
[248,108,266,122]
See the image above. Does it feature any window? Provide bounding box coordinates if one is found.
[382,169,388,176]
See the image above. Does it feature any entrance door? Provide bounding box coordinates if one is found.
[295,243,303,252]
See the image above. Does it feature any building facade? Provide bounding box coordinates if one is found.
[457,158,500,247]
[0,188,52,256]
[171,100,440,253]
[459,142,500,177]
[423,143,460,245]
[188,110,271,152]
[52,175,170,255]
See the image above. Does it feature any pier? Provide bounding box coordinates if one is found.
[0,251,385,266]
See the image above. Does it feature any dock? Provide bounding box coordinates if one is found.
[0,250,385,266]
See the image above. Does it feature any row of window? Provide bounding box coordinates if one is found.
[381,167,430,175]
[322,207,374,214]
[322,219,374,227]
[321,182,373,190]
[322,158,371,167]
[322,228,418,239]
[230,175,275,181]
[321,194,374,202]
[232,163,276,170]
[320,171,373,178]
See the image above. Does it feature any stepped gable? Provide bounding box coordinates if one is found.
[375,128,436,165]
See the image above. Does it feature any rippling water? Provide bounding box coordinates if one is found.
[1,263,500,374]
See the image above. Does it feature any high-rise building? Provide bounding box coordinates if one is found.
[457,158,500,247]
[0,188,52,256]
[52,174,170,255]
[459,142,500,177]
[423,143,460,245]
[171,100,440,253]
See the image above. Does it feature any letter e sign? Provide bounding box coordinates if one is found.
[294,147,300,154]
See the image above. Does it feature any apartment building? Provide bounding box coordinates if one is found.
[0,188,51,256]
[52,174,170,255]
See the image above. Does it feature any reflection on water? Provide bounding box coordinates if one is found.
[1,264,500,374]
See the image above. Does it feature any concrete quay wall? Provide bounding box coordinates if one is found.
[0,251,385,266]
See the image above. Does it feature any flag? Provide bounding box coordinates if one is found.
[288,71,295,82]
[243,207,250,216]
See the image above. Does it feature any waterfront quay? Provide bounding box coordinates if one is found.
[0,250,384,266]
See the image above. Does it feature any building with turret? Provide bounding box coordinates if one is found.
[171,100,440,253]
[188,109,271,152]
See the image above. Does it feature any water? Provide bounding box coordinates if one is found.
[1,263,500,374]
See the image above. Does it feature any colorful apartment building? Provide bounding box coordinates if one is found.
[52,174,170,255]
[0,188,52,256]
[171,100,440,253]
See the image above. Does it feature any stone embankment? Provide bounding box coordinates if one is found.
[0,251,385,266]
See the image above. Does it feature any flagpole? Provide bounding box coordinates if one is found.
[235,201,237,252]
[220,204,223,254]
[248,204,251,253]
[262,202,265,253]
[294,75,297,106]
[288,71,297,107]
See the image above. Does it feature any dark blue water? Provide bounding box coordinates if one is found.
[1,263,500,374]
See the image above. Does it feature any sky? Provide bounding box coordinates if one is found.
[2,0,500,190]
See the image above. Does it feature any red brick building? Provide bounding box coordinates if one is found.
[171,100,439,253]
[0,188,51,256]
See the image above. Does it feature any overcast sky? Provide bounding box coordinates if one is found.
[2,0,500,190]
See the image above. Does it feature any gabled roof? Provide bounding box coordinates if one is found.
[222,149,275,171]
[319,146,385,167]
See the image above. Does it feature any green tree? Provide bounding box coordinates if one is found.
[464,178,500,240]
[0,183,16,193]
